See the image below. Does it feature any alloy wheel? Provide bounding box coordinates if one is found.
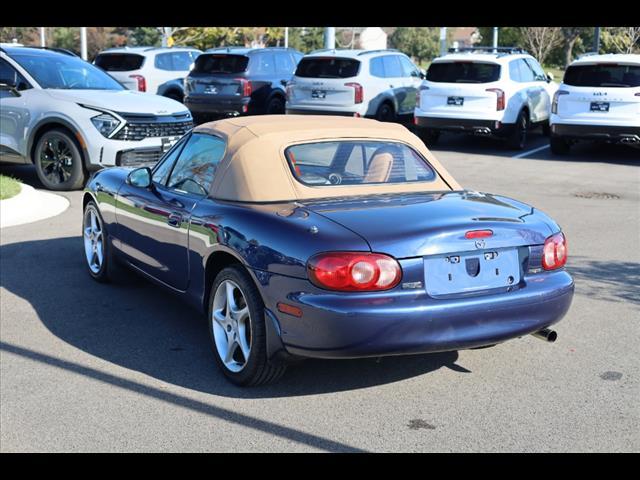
[39,135,75,185]
[83,208,104,274]
[211,280,252,372]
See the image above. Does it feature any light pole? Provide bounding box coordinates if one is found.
[80,27,87,60]
[594,27,601,53]
[324,27,335,50]
[440,27,447,56]
[40,27,46,47]
[284,27,289,48]
[492,27,498,50]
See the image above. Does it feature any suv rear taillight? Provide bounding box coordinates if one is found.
[129,74,146,92]
[552,90,569,114]
[486,88,505,111]
[542,232,568,271]
[236,78,252,97]
[345,82,363,104]
[307,252,402,292]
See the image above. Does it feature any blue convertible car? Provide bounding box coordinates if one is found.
[82,115,574,386]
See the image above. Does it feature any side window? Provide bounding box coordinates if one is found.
[370,57,385,78]
[275,52,295,74]
[154,53,173,71]
[517,59,536,82]
[509,60,522,82]
[524,58,547,81]
[398,56,418,78]
[382,55,403,78]
[171,52,194,71]
[251,52,276,75]
[152,135,189,185]
[0,58,31,90]
[167,133,226,196]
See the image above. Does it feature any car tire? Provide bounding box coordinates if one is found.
[34,128,86,191]
[376,102,396,122]
[550,135,571,155]
[506,110,529,150]
[266,96,285,115]
[208,265,287,386]
[82,201,118,283]
[420,128,440,146]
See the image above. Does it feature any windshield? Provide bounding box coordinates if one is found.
[427,61,501,83]
[295,57,360,78]
[285,140,437,186]
[11,52,124,90]
[564,63,640,87]
[193,54,249,74]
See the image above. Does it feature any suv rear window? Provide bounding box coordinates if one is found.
[95,54,145,71]
[564,63,640,87]
[285,140,436,186]
[427,61,501,83]
[193,54,249,74]
[295,57,360,78]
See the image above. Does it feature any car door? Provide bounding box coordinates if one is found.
[398,55,422,115]
[115,132,226,290]
[0,58,32,164]
[248,51,277,108]
[516,59,545,122]
[381,55,407,114]
[524,57,553,121]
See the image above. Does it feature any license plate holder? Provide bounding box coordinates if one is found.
[312,89,327,99]
[590,101,609,112]
[447,96,464,106]
[424,248,520,296]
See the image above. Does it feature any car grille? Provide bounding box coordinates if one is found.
[113,112,194,141]
[116,148,163,167]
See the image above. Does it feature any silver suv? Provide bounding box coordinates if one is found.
[285,49,424,122]
[0,46,193,191]
[94,46,201,102]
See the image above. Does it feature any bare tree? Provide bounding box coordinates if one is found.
[604,27,640,53]
[520,27,563,65]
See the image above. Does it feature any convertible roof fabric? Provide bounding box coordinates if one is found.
[194,115,462,202]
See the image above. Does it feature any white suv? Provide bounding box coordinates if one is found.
[414,47,558,149]
[94,47,201,102]
[285,49,424,122]
[549,53,640,154]
[0,46,193,190]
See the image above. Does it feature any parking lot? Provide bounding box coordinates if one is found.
[0,132,638,452]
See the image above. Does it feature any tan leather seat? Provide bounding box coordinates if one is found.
[363,152,394,183]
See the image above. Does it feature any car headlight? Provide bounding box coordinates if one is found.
[91,113,121,138]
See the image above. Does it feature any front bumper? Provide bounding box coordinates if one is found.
[86,136,177,169]
[414,116,514,137]
[258,268,574,359]
[550,123,640,143]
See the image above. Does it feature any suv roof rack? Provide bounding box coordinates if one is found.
[448,46,529,56]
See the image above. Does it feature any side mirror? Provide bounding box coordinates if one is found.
[127,167,153,189]
[0,82,21,97]
[419,68,427,80]
[546,72,554,83]
[280,79,288,86]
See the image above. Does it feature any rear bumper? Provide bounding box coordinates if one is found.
[185,95,251,117]
[286,108,362,117]
[258,269,574,359]
[551,123,640,143]
[414,116,514,137]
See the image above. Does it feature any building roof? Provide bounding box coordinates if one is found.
[193,115,460,202]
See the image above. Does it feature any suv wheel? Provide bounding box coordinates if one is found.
[376,102,396,122]
[34,129,86,191]
[507,110,529,150]
[208,265,287,386]
[266,96,285,115]
[550,135,571,155]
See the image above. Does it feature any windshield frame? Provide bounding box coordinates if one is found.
[10,51,125,91]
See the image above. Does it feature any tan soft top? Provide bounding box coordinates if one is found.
[194,115,462,202]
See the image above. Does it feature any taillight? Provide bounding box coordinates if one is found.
[345,82,363,104]
[236,78,252,97]
[486,88,505,111]
[129,74,146,92]
[416,85,429,107]
[552,90,569,114]
[307,252,402,292]
[542,232,568,271]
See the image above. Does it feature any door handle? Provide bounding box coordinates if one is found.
[167,213,183,228]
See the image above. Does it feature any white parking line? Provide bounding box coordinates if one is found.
[512,144,550,159]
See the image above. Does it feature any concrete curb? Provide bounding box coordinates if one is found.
[0,183,70,228]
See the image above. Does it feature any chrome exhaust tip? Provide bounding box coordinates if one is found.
[532,328,557,343]
[473,127,492,136]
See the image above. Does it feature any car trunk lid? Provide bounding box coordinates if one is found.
[289,57,362,107]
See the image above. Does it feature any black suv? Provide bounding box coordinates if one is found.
[184,47,303,123]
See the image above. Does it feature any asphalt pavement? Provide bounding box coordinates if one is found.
[1,130,638,452]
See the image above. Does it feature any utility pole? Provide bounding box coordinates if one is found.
[284,27,289,48]
[492,27,498,50]
[80,27,87,60]
[593,27,601,53]
[440,27,447,56]
[324,27,335,50]
[40,27,46,47]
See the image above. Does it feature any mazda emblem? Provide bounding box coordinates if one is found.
[475,239,486,249]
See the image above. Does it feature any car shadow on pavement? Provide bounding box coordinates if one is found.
[522,142,640,166]
[0,236,469,399]
[568,256,640,306]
